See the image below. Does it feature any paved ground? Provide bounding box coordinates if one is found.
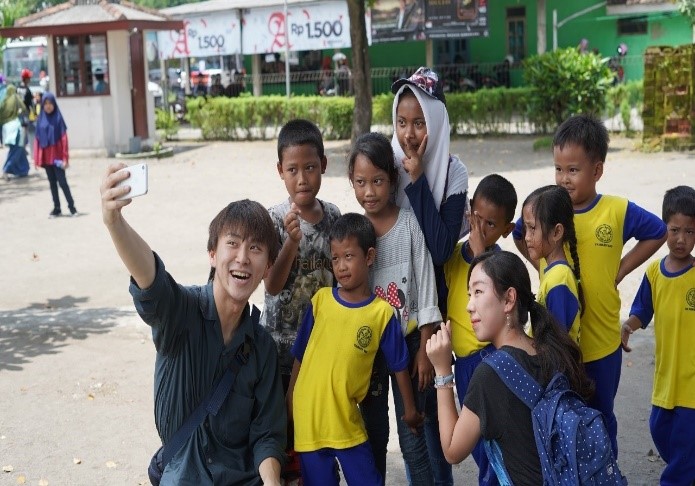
[1,132,689,485]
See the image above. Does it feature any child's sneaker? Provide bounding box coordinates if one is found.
[49,208,62,218]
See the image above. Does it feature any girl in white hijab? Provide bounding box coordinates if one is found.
[390,67,470,485]
[391,67,469,313]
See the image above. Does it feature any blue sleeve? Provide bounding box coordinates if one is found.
[291,303,315,362]
[545,286,579,333]
[404,174,466,265]
[623,201,667,243]
[380,314,410,373]
[512,215,523,240]
[629,273,654,328]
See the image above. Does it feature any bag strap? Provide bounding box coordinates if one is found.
[484,350,544,410]
[159,304,260,468]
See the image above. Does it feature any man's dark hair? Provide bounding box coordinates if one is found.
[329,213,376,255]
[277,119,325,161]
[472,173,518,222]
[207,200,279,280]
[553,114,609,164]
[663,185,695,223]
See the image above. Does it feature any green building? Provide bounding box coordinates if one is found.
[369,0,691,89]
[156,0,692,95]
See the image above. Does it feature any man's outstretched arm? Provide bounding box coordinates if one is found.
[100,162,155,289]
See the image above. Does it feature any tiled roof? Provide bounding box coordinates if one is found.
[16,0,172,27]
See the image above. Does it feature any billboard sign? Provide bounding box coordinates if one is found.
[369,0,488,43]
[242,1,350,54]
[157,12,241,59]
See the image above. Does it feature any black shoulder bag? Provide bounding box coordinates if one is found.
[147,305,260,485]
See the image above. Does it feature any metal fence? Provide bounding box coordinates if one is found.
[180,54,643,98]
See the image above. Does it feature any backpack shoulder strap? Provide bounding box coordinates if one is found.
[160,304,257,468]
[484,350,544,409]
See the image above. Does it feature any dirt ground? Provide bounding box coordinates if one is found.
[1,133,691,485]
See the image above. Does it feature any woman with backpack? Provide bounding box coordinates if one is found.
[426,250,598,484]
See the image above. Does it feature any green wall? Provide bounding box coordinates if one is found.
[551,0,691,81]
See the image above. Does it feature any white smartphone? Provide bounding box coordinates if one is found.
[115,163,148,200]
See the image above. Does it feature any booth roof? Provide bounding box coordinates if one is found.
[0,0,182,37]
[161,0,317,16]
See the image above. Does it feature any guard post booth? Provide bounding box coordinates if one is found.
[0,0,183,155]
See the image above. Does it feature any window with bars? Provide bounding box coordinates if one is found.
[54,34,109,96]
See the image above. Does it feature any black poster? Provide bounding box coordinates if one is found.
[370,0,489,43]
[369,0,426,44]
[424,0,488,39]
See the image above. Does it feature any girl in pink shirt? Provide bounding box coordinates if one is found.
[34,92,77,218]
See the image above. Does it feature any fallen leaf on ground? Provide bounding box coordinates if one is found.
[626,360,632,367]
[73,458,81,465]
[87,393,94,400]
[38,479,48,486]
[16,475,26,484]
[105,461,117,469]
[3,465,13,472]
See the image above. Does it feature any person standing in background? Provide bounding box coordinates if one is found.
[34,92,77,217]
[17,69,37,160]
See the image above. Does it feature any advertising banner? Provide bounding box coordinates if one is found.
[242,1,350,54]
[368,0,426,44]
[157,12,241,59]
[424,0,488,39]
[369,0,488,43]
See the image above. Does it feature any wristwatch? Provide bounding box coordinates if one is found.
[434,373,455,388]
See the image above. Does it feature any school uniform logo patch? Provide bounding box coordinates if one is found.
[686,288,695,310]
[355,326,373,353]
[595,224,614,245]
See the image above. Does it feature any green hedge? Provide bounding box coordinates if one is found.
[185,84,642,141]
[185,94,353,140]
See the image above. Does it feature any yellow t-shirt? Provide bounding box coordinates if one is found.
[444,241,495,357]
[630,259,695,409]
[572,195,627,362]
[537,261,581,344]
[292,288,408,452]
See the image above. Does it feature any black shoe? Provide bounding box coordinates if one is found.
[69,207,78,217]
[49,209,62,218]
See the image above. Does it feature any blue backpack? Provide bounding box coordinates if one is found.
[483,350,626,486]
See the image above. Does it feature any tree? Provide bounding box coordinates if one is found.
[347,0,372,144]
[676,0,695,41]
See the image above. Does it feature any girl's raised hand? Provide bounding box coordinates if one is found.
[402,133,428,183]
[426,321,454,376]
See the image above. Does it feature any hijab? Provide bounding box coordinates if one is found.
[391,84,458,212]
[36,92,67,149]
[0,85,24,126]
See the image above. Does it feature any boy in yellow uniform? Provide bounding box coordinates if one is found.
[622,185,695,485]
[288,213,422,486]
[513,114,666,456]
[443,174,516,484]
